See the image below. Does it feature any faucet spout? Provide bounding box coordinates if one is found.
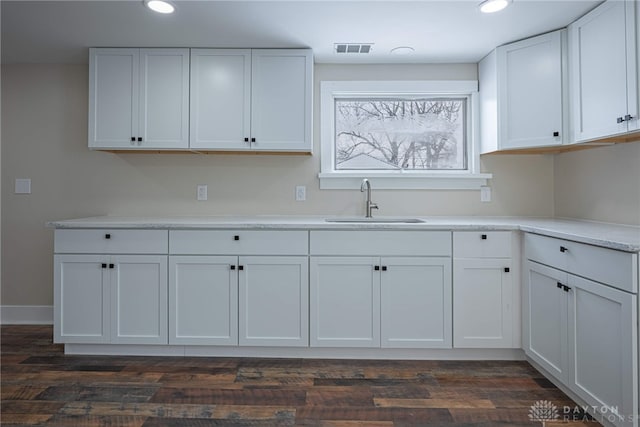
[360,178,378,218]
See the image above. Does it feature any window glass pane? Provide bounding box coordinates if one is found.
[334,98,467,170]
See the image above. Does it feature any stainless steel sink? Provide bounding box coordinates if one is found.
[325,217,425,223]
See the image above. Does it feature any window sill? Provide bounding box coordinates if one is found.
[318,172,493,190]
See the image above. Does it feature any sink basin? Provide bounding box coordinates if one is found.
[325,218,425,224]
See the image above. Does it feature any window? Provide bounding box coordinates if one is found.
[320,81,491,190]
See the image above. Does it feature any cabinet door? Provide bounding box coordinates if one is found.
[570,0,638,141]
[497,30,565,149]
[453,258,513,348]
[250,49,312,152]
[310,257,380,347]
[190,49,252,150]
[169,256,238,345]
[381,257,452,348]
[139,49,190,148]
[568,274,638,425]
[525,261,569,383]
[88,48,139,149]
[239,256,309,347]
[54,255,110,344]
[110,255,168,344]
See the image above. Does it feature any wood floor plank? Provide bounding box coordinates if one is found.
[43,414,148,427]
[149,387,307,406]
[373,397,495,409]
[0,413,53,424]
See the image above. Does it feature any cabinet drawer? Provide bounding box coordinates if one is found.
[54,229,168,254]
[170,230,308,255]
[525,233,638,293]
[310,231,451,256]
[453,231,512,258]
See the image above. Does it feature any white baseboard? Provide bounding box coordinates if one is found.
[0,305,53,324]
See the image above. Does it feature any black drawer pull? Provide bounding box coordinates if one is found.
[109,263,115,269]
[238,265,244,271]
[234,235,240,241]
[481,234,487,240]
[230,265,236,270]
[504,267,510,273]
[557,282,563,289]
[553,131,559,137]
[244,137,249,142]
[251,137,256,143]
[381,266,387,271]
[101,263,107,269]
[560,246,568,253]
[105,234,111,239]
[374,265,380,271]
[137,137,142,142]
[130,137,136,142]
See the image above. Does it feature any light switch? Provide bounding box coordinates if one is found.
[15,178,31,194]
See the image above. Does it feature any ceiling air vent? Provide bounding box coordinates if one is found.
[334,43,373,54]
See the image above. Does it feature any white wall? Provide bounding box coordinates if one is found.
[1,62,557,306]
[554,142,640,226]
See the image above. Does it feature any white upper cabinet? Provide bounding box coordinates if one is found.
[89,48,190,150]
[190,49,252,150]
[480,29,567,153]
[189,49,313,152]
[250,49,313,152]
[569,0,638,142]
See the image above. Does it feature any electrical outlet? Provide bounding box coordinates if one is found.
[295,186,306,201]
[480,186,491,203]
[14,178,31,194]
[197,184,208,201]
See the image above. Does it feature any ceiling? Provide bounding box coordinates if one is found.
[1,0,601,65]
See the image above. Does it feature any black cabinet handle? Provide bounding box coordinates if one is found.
[374,265,380,271]
[251,137,256,143]
[617,117,624,123]
[238,265,244,271]
[504,267,510,273]
[560,246,568,253]
[230,265,236,270]
[109,263,115,269]
[234,235,240,241]
[130,137,136,142]
[101,263,107,269]
[137,137,142,142]
[553,131,559,137]
[625,114,634,121]
[244,137,249,142]
[105,234,111,239]
[382,266,387,271]
[563,285,571,292]
[557,282,563,289]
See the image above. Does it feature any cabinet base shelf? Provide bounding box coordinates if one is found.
[63,343,524,360]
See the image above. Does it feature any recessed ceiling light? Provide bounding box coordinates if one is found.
[479,0,511,13]
[390,46,415,55]
[144,0,175,14]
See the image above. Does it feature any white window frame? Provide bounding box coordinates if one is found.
[319,80,492,190]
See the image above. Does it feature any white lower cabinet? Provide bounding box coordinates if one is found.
[239,256,309,347]
[310,256,451,348]
[568,274,637,426]
[168,254,309,347]
[54,254,168,345]
[453,258,513,348]
[169,256,238,345]
[525,261,570,382]
[453,231,516,348]
[381,257,452,348]
[525,232,639,427]
[310,257,380,348]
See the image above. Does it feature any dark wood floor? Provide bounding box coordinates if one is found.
[1,326,598,426]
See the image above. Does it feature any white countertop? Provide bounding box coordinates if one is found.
[47,215,640,252]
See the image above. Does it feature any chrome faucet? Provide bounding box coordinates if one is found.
[360,178,379,218]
